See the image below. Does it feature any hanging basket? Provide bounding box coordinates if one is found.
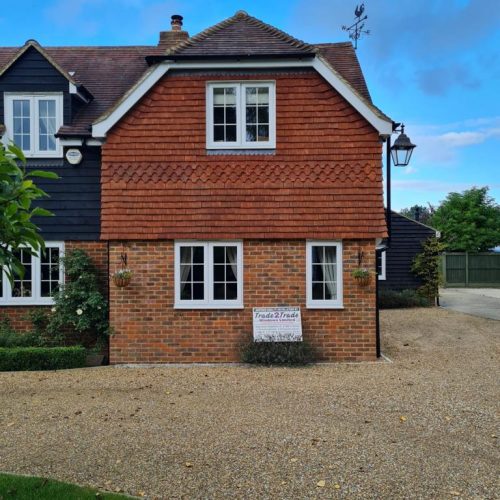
[112,270,132,288]
[354,274,371,287]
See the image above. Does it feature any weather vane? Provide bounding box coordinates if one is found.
[342,3,370,49]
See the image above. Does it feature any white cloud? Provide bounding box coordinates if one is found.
[407,117,500,165]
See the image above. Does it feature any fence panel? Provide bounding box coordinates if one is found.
[443,252,500,287]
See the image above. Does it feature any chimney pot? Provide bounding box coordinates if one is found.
[171,14,183,31]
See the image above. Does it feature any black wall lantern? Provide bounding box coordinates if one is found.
[390,124,416,167]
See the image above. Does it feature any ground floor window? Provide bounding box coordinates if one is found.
[174,241,243,309]
[377,248,386,280]
[0,242,64,305]
[306,241,343,308]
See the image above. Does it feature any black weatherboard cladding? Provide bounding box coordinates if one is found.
[0,47,100,240]
[380,212,437,291]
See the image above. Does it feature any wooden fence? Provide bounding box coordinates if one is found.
[442,252,500,287]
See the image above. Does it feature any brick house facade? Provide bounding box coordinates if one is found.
[1,11,392,362]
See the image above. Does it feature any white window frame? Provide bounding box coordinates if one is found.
[206,81,276,150]
[377,249,386,281]
[306,241,343,309]
[174,241,243,309]
[3,92,63,158]
[0,242,65,306]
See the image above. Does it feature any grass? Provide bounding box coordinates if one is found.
[0,472,131,499]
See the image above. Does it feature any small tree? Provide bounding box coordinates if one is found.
[411,237,446,305]
[47,249,109,347]
[0,143,58,280]
[430,187,500,252]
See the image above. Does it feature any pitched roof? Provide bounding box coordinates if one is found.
[0,12,385,136]
[166,10,316,58]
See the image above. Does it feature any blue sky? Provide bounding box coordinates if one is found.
[1,0,499,210]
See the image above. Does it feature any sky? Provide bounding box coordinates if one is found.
[1,0,499,211]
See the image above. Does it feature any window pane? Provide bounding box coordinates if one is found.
[312,282,323,300]
[39,99,56,152]
[226,265,237,282]
[193,283,204,300]
[214,126,225,142]
[213,282,225,300]
[13,99,31,152]
[258,107,269,123]
[257,88,269,104]
[245,87,257,104]
[225,107,236,124]
[312,264,323,281]
[40,247,61,297]
[192,264,204,281]
[180,265,192,282]
[213,88,225,105]
[193,247,204,263]
[214,107,224,124]
[213,246,225,264]
[12,249,32,298]
[181,282,192,300]
[226,125,237,142]
[225,87,236,105]
[246,107,256,124]
[213,264,225,281]
[246,126,257,142]
[325,282,336,300]
[312,246,322,264]
[257,125,269,142]
[226,282,237,300]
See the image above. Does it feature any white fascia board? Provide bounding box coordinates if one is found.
[59,138,83,146]
[91,58,392,138]
[312,57,392,136]
[92,62,171,138]
[86,138,104,146]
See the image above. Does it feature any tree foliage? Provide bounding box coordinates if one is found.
[0,143,58,281]
[412,237,446,305]
[399,204,435,226]
[430,187,500,252]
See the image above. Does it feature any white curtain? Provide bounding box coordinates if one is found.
[226,246,238,281]
[321,247,337,300]
[180,247,192,296]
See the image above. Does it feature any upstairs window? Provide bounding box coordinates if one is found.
[4,93,63,157]
[0,242,64,305]
[206,82,275,149]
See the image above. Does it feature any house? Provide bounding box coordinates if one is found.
[377,212,439,291]
[0,11,393,362]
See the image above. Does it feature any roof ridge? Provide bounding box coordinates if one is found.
[166,10,316,56]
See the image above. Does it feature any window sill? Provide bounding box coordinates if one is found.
[207,148,276,156]
[0,299,55,306]
[174,303,244,310]
[306,303,344,310]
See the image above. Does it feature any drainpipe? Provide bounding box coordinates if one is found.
[375,248,381,358]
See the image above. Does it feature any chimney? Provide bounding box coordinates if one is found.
[159,15,189,49]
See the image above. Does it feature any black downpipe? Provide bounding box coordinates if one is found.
[375,248,381,358]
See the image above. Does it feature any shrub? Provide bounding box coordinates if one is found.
[0,317,44,348]
[0,346,86,371]
[241,340,315,366]
[378,289,431,309]
[47,249,109,346]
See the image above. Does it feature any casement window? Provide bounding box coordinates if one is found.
[377,249,386,280]
[306,241,343,308]
[0,242,64,305]
[206,82,276,149]
[3,93,63,157]
[174,241,243,309]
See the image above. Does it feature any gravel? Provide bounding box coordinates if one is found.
[0,307,499,499]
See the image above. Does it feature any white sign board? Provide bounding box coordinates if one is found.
[252,307,302,342]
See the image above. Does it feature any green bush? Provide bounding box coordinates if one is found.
[241,340,315,366]
[0,346,86,371]
[0,317,44,347]
[378,289,431,309]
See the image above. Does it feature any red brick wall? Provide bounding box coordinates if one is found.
[109,239,376,363]
[0,241,108,332]
[101,70,386,240]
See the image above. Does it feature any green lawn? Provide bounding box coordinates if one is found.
[0,473,131,499]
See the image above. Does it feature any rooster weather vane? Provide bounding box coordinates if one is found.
[342,3,370,49]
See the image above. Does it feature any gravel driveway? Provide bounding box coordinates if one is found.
[1,308,499,499]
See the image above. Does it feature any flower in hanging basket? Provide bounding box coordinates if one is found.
[352,268,372,286]
[112,268,133,287]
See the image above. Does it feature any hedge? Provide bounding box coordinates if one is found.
[0,346,86,372]
[241,340,315,366]
[378,289,431,309]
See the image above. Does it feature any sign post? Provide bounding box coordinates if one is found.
[252,307,302,342]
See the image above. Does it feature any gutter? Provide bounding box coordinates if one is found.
[145,52,315,65]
